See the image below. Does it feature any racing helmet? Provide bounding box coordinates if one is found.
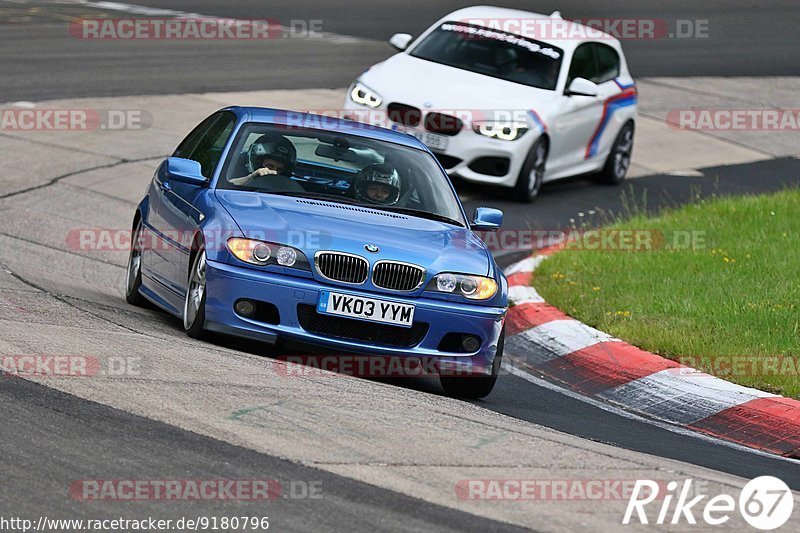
[355,164,401,205]
[246,134,297,174]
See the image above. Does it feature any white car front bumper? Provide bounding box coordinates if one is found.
[343,100,538,189]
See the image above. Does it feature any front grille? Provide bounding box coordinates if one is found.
[315,252,369,284]
[372,261,425,291]
[387,103,421,127]
[297,304,428,347]
[424,112,463,136]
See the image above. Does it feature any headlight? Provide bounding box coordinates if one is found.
[276,246,297,267]
[472,121,529,141]
[227,238,309,270]
[427,273,498,300]
[349,81,382,108]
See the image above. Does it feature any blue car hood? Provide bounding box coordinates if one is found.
[214,190,490,276]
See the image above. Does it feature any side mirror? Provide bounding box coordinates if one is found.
[166,157,207,186]
[471,207,503,232]
[565,77,599,97]
[389,33,413,51]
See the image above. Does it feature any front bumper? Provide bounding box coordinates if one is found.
[342,100,535,189]
[204,259,507,375]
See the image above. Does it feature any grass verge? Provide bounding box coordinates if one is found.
[534,189,800,398]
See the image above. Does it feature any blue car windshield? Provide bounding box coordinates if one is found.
[218,122,466,226]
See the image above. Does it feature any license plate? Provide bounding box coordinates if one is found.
[411,131,450,152]
[317,291,415,328]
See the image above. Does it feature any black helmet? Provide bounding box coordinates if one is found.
[246,134,297,174]
[355,164,401,205]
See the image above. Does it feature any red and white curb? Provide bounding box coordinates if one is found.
[503,247,800,459]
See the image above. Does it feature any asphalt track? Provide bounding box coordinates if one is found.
[129,0,799,76]
[460,157,800,234]
[0,376,527,532]
[2,1,800,530]
[1,0,799,101]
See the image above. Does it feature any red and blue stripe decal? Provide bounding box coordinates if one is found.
[527,109,548,133]
[584,78,637,160]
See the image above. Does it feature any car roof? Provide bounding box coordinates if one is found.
[225,107,428,150]
[440,5,620,52]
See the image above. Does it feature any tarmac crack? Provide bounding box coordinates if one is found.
[0,259,153,337]
[0,131,130,160]
[0,154,165,201]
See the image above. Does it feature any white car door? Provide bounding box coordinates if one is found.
[546,43,620,177]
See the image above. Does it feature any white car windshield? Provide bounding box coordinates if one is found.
[410,22,563,91]
[218,123,466,227]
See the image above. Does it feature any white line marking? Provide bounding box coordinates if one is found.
[503,362,800,463]
[510,319,617,359]
[508,285,544,305]
[667,169,705,177]
[599,368,778,425]
[505,255,545,276]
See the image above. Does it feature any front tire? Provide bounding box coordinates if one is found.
[594,121,634,185]
[512,138,548,203]
[440,327,505,399]
[125,218,148,307]
[183,248,208,339]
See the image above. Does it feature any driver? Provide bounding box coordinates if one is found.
[354,164,401,205]
[229,134,297,186]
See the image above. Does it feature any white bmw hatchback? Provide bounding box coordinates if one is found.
[343,6,637,202]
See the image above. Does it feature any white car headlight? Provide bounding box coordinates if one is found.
[472,121,529,141]
[349,82,383,108]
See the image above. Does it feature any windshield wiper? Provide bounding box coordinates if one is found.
[375,206,464,227]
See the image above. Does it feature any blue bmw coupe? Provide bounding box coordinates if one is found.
[126,107,508,397]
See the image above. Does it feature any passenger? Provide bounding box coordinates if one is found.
[354,164,401,205]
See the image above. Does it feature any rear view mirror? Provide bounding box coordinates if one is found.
[389,33,413,51]
[315,144,359,163]
[165,157,207,186]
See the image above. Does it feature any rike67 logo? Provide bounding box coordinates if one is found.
[624,476,794,530]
